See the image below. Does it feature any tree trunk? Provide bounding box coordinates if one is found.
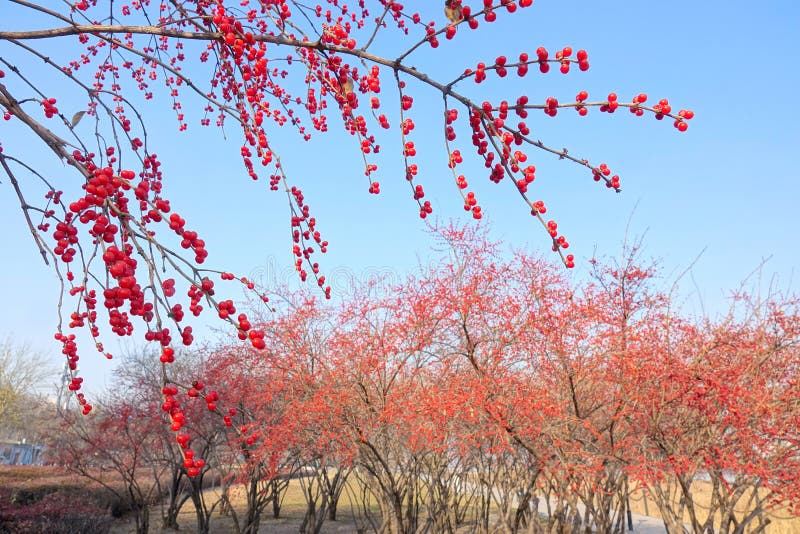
[134,504,150,534]
[272,478,282,518]
[161,472,184,530]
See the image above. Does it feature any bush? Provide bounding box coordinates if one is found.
[0,466,121,533]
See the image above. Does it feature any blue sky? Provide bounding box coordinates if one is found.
[1,0,798,390]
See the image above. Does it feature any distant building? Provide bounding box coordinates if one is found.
[0,439,45,466]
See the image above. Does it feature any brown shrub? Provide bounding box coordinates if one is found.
[0,466,122,533]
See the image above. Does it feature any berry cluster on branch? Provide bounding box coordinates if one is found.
[0,0,692,475]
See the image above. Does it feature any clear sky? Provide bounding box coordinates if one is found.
[1,0,798,391]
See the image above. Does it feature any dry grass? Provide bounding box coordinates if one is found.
[114,475,484,533]
[112,477,369,533]
[626,483,800,534]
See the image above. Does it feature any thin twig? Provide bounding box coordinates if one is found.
[0,153,50,265]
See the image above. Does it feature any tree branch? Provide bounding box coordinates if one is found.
[0,154,50,265]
